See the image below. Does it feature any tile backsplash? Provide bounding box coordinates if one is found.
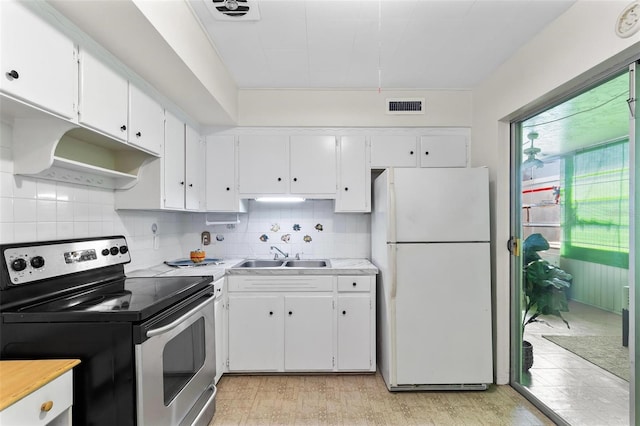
[0,122,370,271]
[195,200,371,260]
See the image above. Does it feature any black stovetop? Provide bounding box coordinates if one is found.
[1,275,213,323]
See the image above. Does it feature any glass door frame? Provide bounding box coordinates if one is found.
[508,61,638,425]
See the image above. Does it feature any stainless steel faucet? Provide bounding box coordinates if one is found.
[270,246,288,259]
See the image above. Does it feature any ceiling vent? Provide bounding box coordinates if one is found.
[208,0,260,21]
[386,98,425,115]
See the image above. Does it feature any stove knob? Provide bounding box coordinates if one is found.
[110,246,119,256]
[119,245,128,254]
[101,248,110,256]
[30,256,45,269]
[11,258,27,271]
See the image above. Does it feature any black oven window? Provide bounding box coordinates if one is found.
[163,317,206,405]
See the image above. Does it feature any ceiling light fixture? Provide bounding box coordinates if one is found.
[255,197,306,203]
[522,131,544,169]
[224,0,239,11]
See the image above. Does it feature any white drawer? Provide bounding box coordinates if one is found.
[0,370,73,426]
[337,276,371,292]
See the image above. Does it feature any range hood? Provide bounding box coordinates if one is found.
[4,95,155,190]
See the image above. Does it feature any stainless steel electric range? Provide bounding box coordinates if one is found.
[0,236,217,426]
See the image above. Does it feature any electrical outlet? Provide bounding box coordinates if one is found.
[201,231,211,246]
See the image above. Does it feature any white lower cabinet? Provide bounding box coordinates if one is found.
[213,278,226,384]
[284,295,334,370]
[337,295,372,370]
[228,294,283,372]
[0,369,74,426]
[337,276,375,371]
[226,274,375,373]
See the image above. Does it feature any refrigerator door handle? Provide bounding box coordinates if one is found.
[389,244,398,299]
[388,169,397,243]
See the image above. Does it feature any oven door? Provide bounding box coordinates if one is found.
[135,294,216,426]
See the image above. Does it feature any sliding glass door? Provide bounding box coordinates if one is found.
[510,64,636,425]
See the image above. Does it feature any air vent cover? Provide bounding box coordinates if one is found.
[386,98,425,115]
[208,0,260,21]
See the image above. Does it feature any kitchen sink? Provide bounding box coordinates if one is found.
[283,260,329,268]
[235,260,285,268]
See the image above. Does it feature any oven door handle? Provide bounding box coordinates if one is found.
[146,295,214,338]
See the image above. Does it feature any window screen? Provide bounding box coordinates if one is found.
[562,139,629,268]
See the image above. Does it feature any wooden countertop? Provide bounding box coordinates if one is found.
[0,359,80,411]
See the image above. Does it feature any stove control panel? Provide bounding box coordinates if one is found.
[2,236,131,286]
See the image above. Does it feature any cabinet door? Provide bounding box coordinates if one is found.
[335,136,370,212]
[214,296,224,384]
[337,294,371,370]
[238,135,289,194]
[79,50,128,140]
[284,295,334,371]
[164,112,185,209]
[228,295,283,371]
[205,135,244,212]
[370,135,417,168]
[128,84,163,155]
[0,1,76,119]
[185,125,202,211]
[420,135,468,167]
[289,135,336,195]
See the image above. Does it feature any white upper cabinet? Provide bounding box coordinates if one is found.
[370,135,418,168]
[128,85,163,155]
[114,115,202,212]
[79,49,128,141]
[80,49,164,155]
[289,135,337,195]
[164,111,191,210]
[205,135,247,212]
[335,136,370,212]
[185,124,203,211]
[0,1,76,119]
[238,134,337,197]
[238,135,290,195]
[420,134,468,167]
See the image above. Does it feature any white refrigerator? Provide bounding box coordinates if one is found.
[372,167,493,391]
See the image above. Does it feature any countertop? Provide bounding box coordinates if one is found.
[0,359,81,411]
[128,258,377,278]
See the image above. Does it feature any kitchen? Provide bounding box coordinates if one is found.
[0,1,639,425]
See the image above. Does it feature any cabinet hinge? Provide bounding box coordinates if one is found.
[332,300,335,309]
[226,359,229,367]
[332,357,335,367]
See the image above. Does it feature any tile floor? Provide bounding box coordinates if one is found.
[522,301,630,425]
[210,373,554,425]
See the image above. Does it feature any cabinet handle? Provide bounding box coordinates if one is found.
[293,177,298,182]
[277,177,282,182]
[120,125,127,131]
[180,181,185,186]
[269,311,273,316]
[41,401,54,412]
[344,187,349,191]
[189,183,193,187]
[342,310,347,315]
[6,70,19,79]
[226,187,230,191]
[425,151,429,155]
[409,151,414,155]
[352,282,357,287]
[136,131,142,137]
[288,311,293,316]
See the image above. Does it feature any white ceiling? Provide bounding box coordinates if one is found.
[187,0,576,90]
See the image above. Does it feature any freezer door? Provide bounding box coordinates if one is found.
[394,242,493,385]
[390,168,490,242]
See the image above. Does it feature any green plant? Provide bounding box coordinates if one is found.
[522,233,572,332]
